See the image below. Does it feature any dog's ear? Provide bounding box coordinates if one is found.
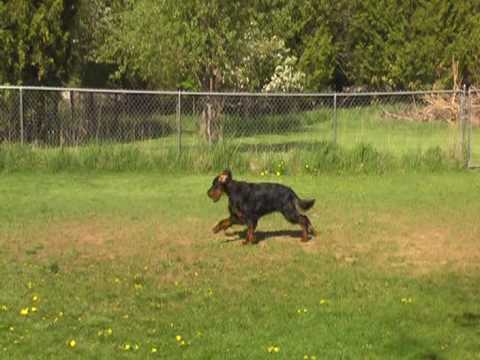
[218,169,232,184]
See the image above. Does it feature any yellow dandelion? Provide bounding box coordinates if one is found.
[20,308,29,316]
[68,339,76,348]
[175,335,182,342]
[123,343,131,351]
[9,326,14,331]
[276,171,281,176]
[180,340,186,346]
[106,328,113,336]
[31,307,37,313]
[27,281,33,289]
[114,278,120,283]
[151,347,158,353]
[134,344,140,350]
[32,295,39,302]
[1,305,7,311]
[134,283,143,289]
[267,345,280,353]
[59,311,64,317]
[319,299,328,305]
[261,171,265,176]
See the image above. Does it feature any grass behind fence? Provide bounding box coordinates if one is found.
[0,141,462,174]
[0,103,471,173]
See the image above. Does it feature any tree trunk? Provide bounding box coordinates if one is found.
[200,75,223,144]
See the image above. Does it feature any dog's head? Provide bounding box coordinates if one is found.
[207,169,232,202]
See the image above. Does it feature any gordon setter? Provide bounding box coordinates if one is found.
[207,169,315,244]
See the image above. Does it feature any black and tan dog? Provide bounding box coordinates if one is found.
[207,169,315,244]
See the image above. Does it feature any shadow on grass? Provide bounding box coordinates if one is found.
[222,229,310,243]
[454,312,480,328]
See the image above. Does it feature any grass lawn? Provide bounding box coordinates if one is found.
[1,172,480,359]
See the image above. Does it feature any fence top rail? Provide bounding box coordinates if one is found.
[0,85,459,97]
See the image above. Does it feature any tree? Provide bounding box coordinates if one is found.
[0,0,77,85]
[0,0,78,144]
[346,0,480,90]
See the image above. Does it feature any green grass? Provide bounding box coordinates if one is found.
[1,172,480,359]
[0,140,463,175]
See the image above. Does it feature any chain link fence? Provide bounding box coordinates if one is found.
[0,86,475,167]
[468,88,480,167]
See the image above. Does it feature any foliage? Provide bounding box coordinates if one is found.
[0,0,77,85]
[94,0,255,91]
[228,34,304,92]
[1,0,479,90]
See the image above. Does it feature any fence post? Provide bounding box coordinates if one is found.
[460,85,468,167]
[177,90,182,157]
[466,87,472,167]
[333,93,337,145]
[19,87,24,145]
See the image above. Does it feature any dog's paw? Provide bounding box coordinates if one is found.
[212,225,221,234]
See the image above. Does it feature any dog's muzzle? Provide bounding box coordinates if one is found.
[207,189,222,202]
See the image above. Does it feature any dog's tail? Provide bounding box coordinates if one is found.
[296,197,315,211]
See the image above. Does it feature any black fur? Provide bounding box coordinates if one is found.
[207,170,315,244]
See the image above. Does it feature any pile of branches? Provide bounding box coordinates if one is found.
[383,89,480,125]
[382,60,480,125]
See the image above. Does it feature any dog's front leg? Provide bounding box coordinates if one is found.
[212,218,233,233]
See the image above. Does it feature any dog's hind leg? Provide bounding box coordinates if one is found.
[281,205,314,242]
[304,215,316,236]
[244,219,258,245]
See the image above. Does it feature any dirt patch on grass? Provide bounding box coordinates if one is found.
[290,209,480,275]
[384,225,480,274]
[3,219,186,261]
[3,213,479,276]
[316,212,480,275]
[2,217,295,277]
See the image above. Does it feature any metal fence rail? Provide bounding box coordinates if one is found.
[0,86,474,166]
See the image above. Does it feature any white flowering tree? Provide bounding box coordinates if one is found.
[263,55,306,93]
[224,33,305,93]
